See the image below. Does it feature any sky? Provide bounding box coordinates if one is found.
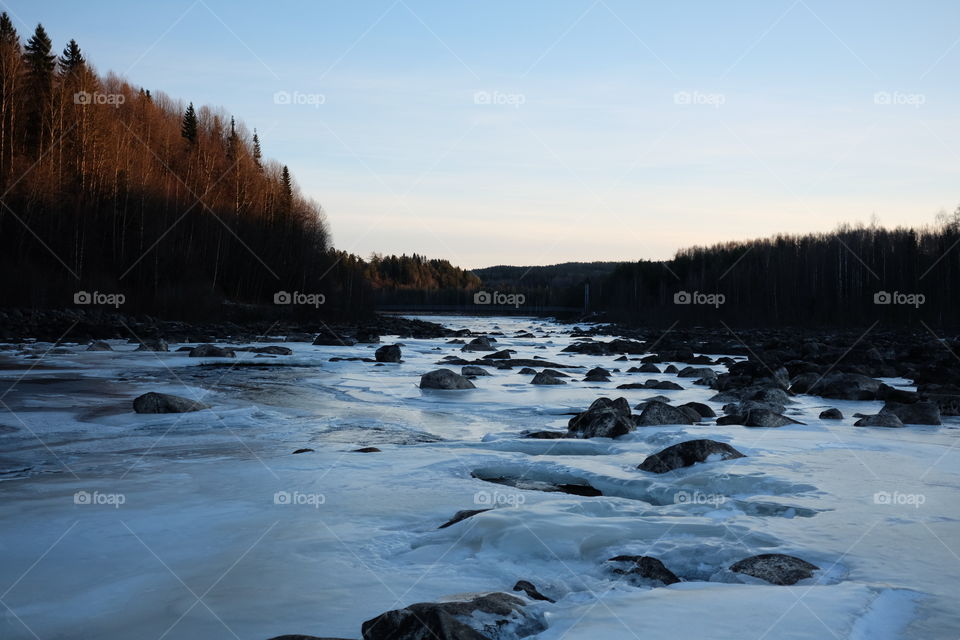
[6,0,959,268]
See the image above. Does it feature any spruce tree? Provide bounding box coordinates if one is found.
[22,24,55,154]
[281,165,292,201]
[58,38,84,73]
[252,129,262,167]
[181,102,197,143]
[23,24,55,78]
[0,13,17,46]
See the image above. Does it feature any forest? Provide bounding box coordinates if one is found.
[0,17,371,319]
[598,218,960,327]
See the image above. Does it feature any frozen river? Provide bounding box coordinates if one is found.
[0,316,957,639]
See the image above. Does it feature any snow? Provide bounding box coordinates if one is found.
[0,315,957,639]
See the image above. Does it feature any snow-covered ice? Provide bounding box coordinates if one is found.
[0,316,957,639]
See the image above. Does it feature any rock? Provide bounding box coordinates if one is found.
[567,397,634,438]
[133,392,208,414]
[743,409,803,428]
[267,636,353,640]
[880,401,941,425]
[729,553,819,585]
[438,508,491,529]
[664,364,679,374]
[312,329,355,346]
[420,369,476,390]
[819,408,843,420]
[651,380,684,390]
[807,373,881,400]
[86,340,113,351]
[243,345,293,355]
[356,329,380,343]
[483,349,513,360]
[636,401,694,426]
[189,343,236,358]
[360,592,544,640]
[679,402,716,418]
[854,413,904,428]
[375,344,402,363]
[461,336,496,352]
[522,430,567,439]
[638,363,661,373]
[556,483,602,497]
[678,366,716,379]
[353,447,381,453]
[135,338,168,352]
[532,371,566,385]
[292,448,314,454]
[513,580,554,603]
[461,365,491,377]
[607,555,680,585]
[616,383,647,389]
[518,367,537,375]
[584,367,611,382]
[639,439,745,473]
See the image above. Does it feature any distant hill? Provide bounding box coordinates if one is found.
[471,262,623,289]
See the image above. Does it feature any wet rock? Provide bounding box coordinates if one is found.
[639,439,745,473]
[819,408,843,420]
[804,372,881,400]
[438,508,491,529]
[420,369,476,390]
[532,371,566,385]
[135,338,168,352]
[461,336,496,352]
[854,413,904,427]
[584,367,612,382]
[650,380,684,391]
[730,553,819,585]
[292,448,314,454]
[462,365,491,377]
[635,401,695,426]
[518,367,537,375]
[879,401,941,425]
[86,340,113,351]
[512,580,554,603]
[356,329,380,343]
[742,409,803,428]
[190,343,236,358]
[607,555,680,585]
[239,345,293,355]
[133,392,208,414]
[353,447,381,453]
[567,397,634,438]
[375,344,402,363]
[677,366,716,379]
[312,329,355,346]
[638,363,661,373]
[679,401,716,418]
[483,349,513,360]
[522,430,567,439]
[360,592,544,640]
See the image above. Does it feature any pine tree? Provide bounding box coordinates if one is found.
[22,24,56,155]
[252,129,262,167]
[181,102,197,143]
[58,38,84,73]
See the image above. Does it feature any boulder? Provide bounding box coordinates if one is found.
[819,408,843,420]
[742,409,803,428]
[438,508,490,529]
[638,363,661,373]
[133,392,208,414]
[639,439,745,473]
[607,555,680,585]
[356,329,380,344]
[375,344,402,363]
[420,369,476,390]
[353,447,381,453]
[636,401,694,426]
[809,373,881,400]
[567,397,634,438]
[189,344,236,358]
[512,580,554,603]
[730,553,819,586]
[461,365,491,377]
[313,330,355,346]
[679,401,716,418]
[678,366,716,379]
[86,340,113,351]
[531,371,566,385]
[135,338,168,352]
[584,367,611,382]
[483,349,513,360]
[522,430,567,439]
[461,336,495,352]
[879,401,941,425]
[360,592,544,640]
[854,413,904,428]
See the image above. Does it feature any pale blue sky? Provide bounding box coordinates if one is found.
[7,0,959,267]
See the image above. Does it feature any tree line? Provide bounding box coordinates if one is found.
[0,17,371,319]
[598,216,960,327]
